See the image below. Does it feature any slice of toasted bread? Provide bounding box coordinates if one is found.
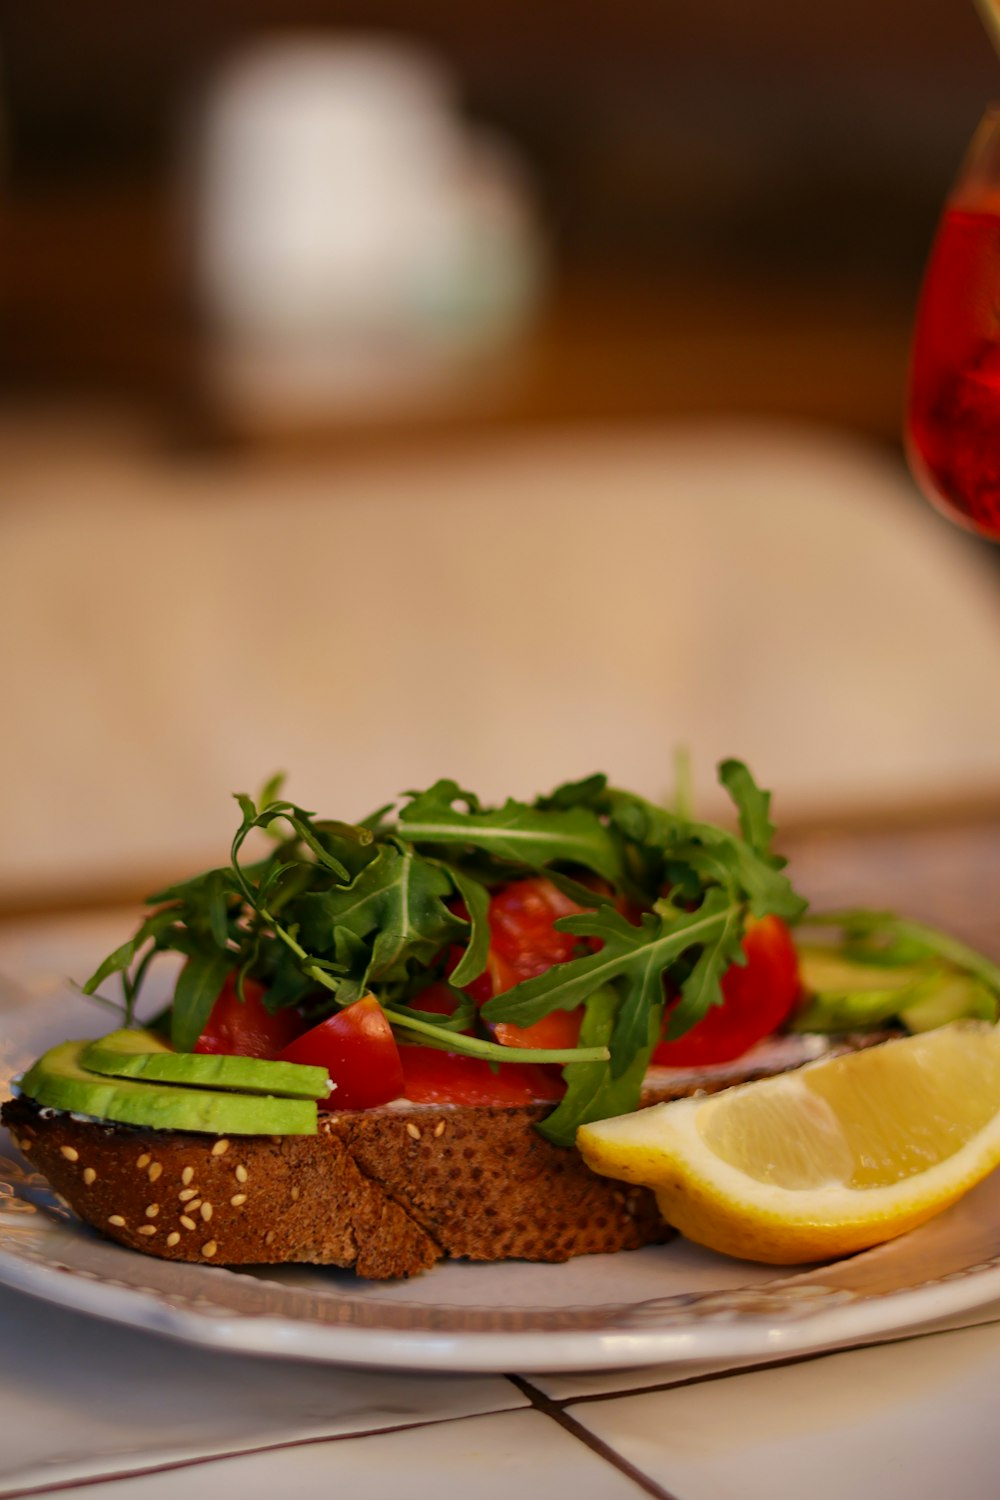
[2,1098,668,1277]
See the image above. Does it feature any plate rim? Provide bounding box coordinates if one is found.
[2,1217,1000,1373]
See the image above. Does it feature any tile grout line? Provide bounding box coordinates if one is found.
[549,1318,1000,1410]
[4,1325,992,1500]
[0,1404,529,1500]
[506,1374,682,1500]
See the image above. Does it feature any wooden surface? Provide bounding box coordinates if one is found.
[3,0,993,450]
[0,187,913,447]
[783,816,1000,960]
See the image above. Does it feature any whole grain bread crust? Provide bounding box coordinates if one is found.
[2,1097,669,1277]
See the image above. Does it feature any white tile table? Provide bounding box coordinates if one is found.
[3,1291,1000,1500]
[566,1320,1000,1500]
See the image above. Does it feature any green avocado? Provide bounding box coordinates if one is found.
[792,946,998,1035]
[81,1028,330,1101]
[796,947,932,997]
[18,1040,318,1135]
[899,973,998,1033]
[791,947,932,1032]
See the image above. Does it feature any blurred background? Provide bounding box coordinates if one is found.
[4,0,1000,915]
[4,1,999,437]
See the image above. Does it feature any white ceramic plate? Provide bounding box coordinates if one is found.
[4,989,1000,1373]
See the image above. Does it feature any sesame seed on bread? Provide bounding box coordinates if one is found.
[2,1033,889,1278]
[1,1097,668,1277]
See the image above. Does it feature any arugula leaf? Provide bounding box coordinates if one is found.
[672,745,694,820]
[604,785,805,922]
[290,843,465,1003]
[258,770,286,807]
[256,772,288,839]
[388,989,478,1034]
[203,870,232,951]
[718,758,778,862]
[397,781,625,884]
[82,907,181,997]
[483,890,739,1029]
[285,816,351,881]
[533,773,609,812]
[534,986,618,1147]
[663,897,745,1039]
[170,948,232,1051]
[363,848,462,992]
[230,793,353,899]
[536,987,660,1147]
[381,1005,609,1065]
[607,941,666,1078]
[539,867,618,910]
[443,865,491,987]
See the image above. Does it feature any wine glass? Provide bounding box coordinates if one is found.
[908,104,1000,540]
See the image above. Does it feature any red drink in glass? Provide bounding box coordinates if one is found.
[907,108,1000,540]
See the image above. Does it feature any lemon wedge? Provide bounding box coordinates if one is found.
[577,1023,1000,1264]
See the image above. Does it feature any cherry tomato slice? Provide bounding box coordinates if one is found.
[459,878,587,1047]
[486,877,584,978]
[277,995,405,1110]
[653,915,801,1067]
[399,1046,565,1106]
[409,982,467,1020]
[409,954,578,1079]
[492,1012,583,1051]
[194,972,304,1059]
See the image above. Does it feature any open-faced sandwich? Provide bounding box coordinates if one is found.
[5,764,998,1277]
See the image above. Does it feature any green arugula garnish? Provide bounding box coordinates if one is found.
[83,761,808,1142]
[396,779,625,884]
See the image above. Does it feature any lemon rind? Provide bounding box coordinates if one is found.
[576,1024,1000,1261]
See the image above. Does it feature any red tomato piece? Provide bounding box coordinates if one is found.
[399,1046,565,1106]
[277,995,405,1110]
[194,972,304,1060]
[653,915,801,1067]
[486,877,584,978]
[409,982,467,1020]
[459,877,587,1048]
[492,1011,583,1051]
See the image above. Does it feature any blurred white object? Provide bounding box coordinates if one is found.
[5,420,1000,901]
[194,37,544,418]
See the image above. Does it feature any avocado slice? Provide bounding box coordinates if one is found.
[81,1029,330,1101]
[791,946,933,1032]
[793,946,999,1035]
[899,973,999,1032]
[797,947,932,996]
[18,1040,318,1135]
